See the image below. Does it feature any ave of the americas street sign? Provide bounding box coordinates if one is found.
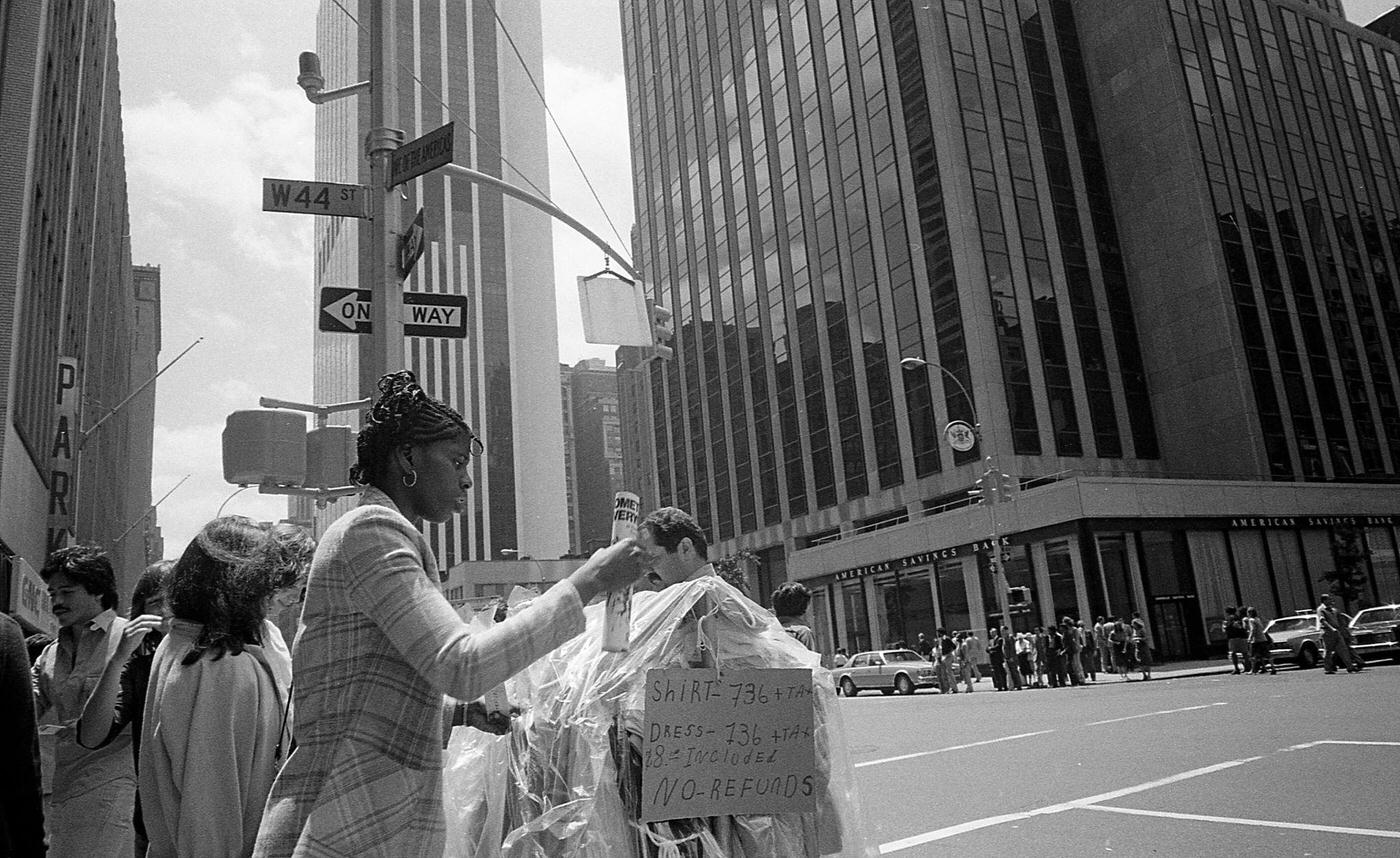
[389,123,454,189]
[319,286,469,338]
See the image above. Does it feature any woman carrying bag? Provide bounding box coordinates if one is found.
[254,371,646,858]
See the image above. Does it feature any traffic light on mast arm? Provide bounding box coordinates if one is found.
[646,298,674,361]
[968,463,1016,505]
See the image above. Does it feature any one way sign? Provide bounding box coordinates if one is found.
[319,287,469,338]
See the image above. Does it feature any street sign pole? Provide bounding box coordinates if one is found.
[360,0,406,401]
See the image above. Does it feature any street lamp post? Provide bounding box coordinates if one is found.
[900,356,1018,631]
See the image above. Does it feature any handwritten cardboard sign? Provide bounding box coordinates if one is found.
[641,668,815,822]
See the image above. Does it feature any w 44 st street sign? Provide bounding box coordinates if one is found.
[319,287,469,339]
[263,179,369,218]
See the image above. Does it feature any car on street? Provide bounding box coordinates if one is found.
[1265,612,1324,669]
[1265,606,1396,668]
[836,648,939,696]
[1349,604,1400,663]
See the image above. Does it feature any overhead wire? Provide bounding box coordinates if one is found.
[482,0,630,253]
[325,0,628,255]
[325,0,552,203]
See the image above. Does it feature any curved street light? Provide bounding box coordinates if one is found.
[899,356,980,453]
[900,356,1018,631]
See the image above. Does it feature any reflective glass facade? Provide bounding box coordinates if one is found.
[1163,0,1400,479]
[621,0,1161,550]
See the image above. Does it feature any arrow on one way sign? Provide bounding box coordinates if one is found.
[318,287,469,339]
[319,287,371,334]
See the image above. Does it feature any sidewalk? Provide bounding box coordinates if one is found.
[1141,657,1236,681]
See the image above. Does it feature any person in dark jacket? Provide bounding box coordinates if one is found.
[987,627,1007,691]
[2,611,46,856]
[76,560,173,856]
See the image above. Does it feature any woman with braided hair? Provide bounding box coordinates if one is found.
[255,370,646,858]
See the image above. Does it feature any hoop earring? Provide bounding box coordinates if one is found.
[402,469,418,488]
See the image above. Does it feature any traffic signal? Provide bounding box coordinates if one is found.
[648,299,674,361]
[1007,586,1030,605]
[999,470,1016,498]
[969,467,1000,504]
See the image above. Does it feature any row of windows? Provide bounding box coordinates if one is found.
[1169,0,1400,480]
[625,0,1179,543]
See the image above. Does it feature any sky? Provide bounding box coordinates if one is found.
[113,0,1396,559]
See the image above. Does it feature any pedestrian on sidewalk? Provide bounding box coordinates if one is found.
[1244,606,1276,675]
[966,630,985,683]
[1002,626,1025,690]
[988,627,1008,691]
[1109,617,1132,679]
[1223,606,1250,674]
[1062,618,1084,686]
[937,629,957,693]
[1131,612,1152,681]
[956,632,975,693]
[141,517,290,858]
[32,546,138,857]
[1078,620,1097,682]
[1094,616,1112,675]
[1015,631,1034,688]
[1317,594,1360,673]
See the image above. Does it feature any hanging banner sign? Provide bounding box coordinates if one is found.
[640,668,816,822]
[47,356,78,554]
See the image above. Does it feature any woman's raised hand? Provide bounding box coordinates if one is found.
[568,538,648,604]
[117,613,164,655]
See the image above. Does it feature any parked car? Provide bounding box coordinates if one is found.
[1265,606,1392,669]
[836,649,939,696]
[1349,604,1400,663]
[1265,612,1324,669]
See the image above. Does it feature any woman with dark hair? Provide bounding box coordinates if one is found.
[33,545,139,856]
[140,517,289,858]
[256,522,316,696]
[77,559,174,856]
[255,370,644,857]
[772,581,816,651]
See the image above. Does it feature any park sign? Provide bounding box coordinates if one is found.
[319,286,469,338]
[262,179,369,218]
[389,122,454,189]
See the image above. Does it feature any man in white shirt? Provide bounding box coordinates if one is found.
[637,507,716,588]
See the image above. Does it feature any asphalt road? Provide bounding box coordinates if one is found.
[840,661,1400,856]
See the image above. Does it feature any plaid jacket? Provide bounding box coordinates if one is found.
[254,489,585,857]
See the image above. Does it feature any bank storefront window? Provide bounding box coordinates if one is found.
[1045,540,1078,621]
[841,580,871,653]
[1096,534,1134,618]
[1228,530,1277,617]
[809,586,835,659]
[875,570,934,645]
[1365,527,1400,604]
[981,544,1034,632]
[935,559,971,633]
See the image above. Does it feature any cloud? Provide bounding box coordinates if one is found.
[543,60,636,365]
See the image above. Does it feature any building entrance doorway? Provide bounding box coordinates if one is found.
[1149,597,1205,660]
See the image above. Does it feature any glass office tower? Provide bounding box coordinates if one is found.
[306,0,568,564]
[619,0,1400,661]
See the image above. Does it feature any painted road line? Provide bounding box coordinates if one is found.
[878,756,1264,853]
[1081,804,1400,839]
[1281,739,1400,752]
[1086,701,1228,726]
[854,730,1056,769]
